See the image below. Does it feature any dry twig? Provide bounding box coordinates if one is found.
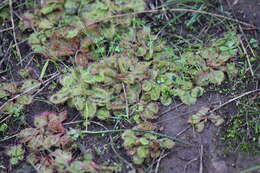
[209,88,260,114]
[86,8,256,29]
[9,0,23,64]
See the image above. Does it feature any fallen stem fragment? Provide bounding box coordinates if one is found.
[86,8,256,29]
[209,88,260,113]
[81,129,191,145]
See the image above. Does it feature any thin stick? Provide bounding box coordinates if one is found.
[240,39,254,77]
[209,88,260,113]
[199,144,203,173]
[155,150,168,173]
[184,157,198,173]
[81,129,191,145]
[0,133,19,143]
[121,83,129,118]
[0,27,12,33]
[176,125,191,137]
[9,0,23,64]
[85,8,256,29]
[159,103,184,116]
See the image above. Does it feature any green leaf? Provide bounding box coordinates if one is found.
[191,87,204,98]
[90,87,110,103]
[188,106,210,132]
[34,114,48,128]
[96,108,110,120]
[137,146,149,158]
[208,113,224,126]
[139,137,149,145]
[38,19,53,29]
[195,121,205,132]
[0,89,9,98]
[142,102,159,119]
[49,88,71,104]
[209,70,225,85]
[160,95,172,106]
[133,155,144,165]
[158,138,175,149]
[7,145,24,165]
[39,60,49,80]
[66,29,79,38]
[226,63,238,78]
[150,85,161,101]
[71,96,86,111]
[0,83,17,93]
[122,130,137,148]
[142,81,152,91]
[195,71,210,86]
[64,1,79,15]
[179,91,197,105]
[146,102,159,114]
[60,75,76,88]
[16,95,33,105]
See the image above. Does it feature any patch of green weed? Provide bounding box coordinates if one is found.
[222,98,260,153]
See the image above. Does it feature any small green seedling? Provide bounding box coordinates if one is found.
[7,145,25,165]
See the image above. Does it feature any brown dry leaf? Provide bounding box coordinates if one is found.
[47,111,67,133]
[133,122,157,131]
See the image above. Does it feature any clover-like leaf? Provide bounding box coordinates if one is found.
[20,79,40,93]
[16,95,33,105]
[208,70,225,85]
[142,80,152,92]
[0,89,9,98]
[139,137,149,145]
[191,87,204,98]
[7,145,24,165]
[38,19,53,29]
[179,91,197,105]
[160,94,172,106]
[137,146,149,158]
[132,155,144,165]
[96,108,110,120]
[47,111,67,133]
[122,130,137,148]
[226,63,238,78]
[141,102,159,119]
[208,113,225,126]
[158,138,175,149]
[195,121,205,132]
[150,85,161,101]
[50,88,71,104]
[34,112,49,128]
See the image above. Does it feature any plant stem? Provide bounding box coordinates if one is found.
[81,129,192,145]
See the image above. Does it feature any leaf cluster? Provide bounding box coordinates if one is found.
[49,29,239,128]
[188,106,224,132]
[18,111,120,173]
[121,123,175,165]
[6,145,25,165]
[20,0,146,63]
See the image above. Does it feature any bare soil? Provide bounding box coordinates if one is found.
[158,93,260,173]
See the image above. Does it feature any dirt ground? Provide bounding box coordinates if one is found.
[158,93,260,173]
